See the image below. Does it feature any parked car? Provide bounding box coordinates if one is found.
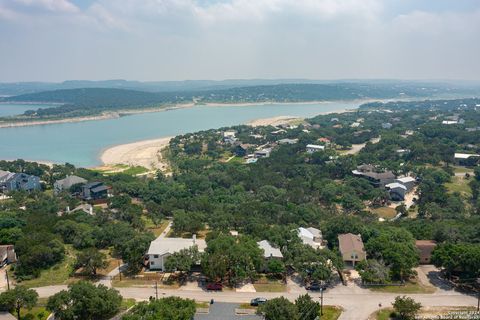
[306,283,322,291]
[206,283,223,291]
[250,297,268,306]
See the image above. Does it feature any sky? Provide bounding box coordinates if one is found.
[0,0,479,82]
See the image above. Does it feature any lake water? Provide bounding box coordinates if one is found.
[0,101,360,167]
[0,103,58,117]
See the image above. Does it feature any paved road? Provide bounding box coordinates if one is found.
[33,282,477,320]
[195,302,260,320]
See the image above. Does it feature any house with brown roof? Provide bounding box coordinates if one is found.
[338,233,366,267]
[416,240,437,264]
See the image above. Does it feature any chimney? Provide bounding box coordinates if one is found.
[193,234,196,244]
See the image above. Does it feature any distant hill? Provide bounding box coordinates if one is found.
[2,82,480,120]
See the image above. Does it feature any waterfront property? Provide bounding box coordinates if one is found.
[338,233,366,267]
[81,182,111,201]
[147,235,207,271]
[54,175,87,194]
[0,171,41,192]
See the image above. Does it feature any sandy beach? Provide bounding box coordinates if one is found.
[99,107,356,170]
[247,115,303,127]
[100,137,173,170]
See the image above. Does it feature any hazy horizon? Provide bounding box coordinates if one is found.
[1,0,479,82]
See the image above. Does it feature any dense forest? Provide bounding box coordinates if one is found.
[0,98,479,290]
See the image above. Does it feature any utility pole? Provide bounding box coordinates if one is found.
[5,269,10,290]
[477,278,480,312]
[320,287,324,317]
[155,281,158,300]
[118,261,122,281]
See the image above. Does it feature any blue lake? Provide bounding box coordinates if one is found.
[0,101,360,167]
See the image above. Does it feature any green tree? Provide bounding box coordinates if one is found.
[257,297,298,320]
[392,296,422,320]
[356,259,390,284]
[47,281,122,320]
[0,286,38,320]
[122,297,196,320]
[267,259,286,276]
[74,248,108,276]
[365,228,418,280]
[295,294,319,320]
[164,246,200,275]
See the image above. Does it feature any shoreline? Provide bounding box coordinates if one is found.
[0,103,196,129]
[100,137,174,171]
[0,99,361,129]
[99,106,356,170]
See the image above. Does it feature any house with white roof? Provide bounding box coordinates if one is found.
[386,182,407,201]
[395,176,416,191]
[298,227,324,249]
[257,240,283,260]
[306,144,325,154]
[147,235,207,271]
[454,153,480,166]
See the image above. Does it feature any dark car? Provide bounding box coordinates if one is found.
[306,283,322,291]
[250,298,268,306]
[206,283,223,291]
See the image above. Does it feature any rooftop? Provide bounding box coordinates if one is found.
[147,237,207,256]
[257,240,283,259]
[338,233,365,254]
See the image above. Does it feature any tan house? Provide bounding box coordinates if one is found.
[0,245,17,267]
[338,233,366,267]
[416,240,437,264]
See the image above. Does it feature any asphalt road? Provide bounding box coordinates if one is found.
[33,283,477,320]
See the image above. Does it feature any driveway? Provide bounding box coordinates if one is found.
[0,269,7,292]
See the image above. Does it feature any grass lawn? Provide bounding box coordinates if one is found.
[321,306,343,320]
[369,280,435,294]
[228,156,246,164]
[143,218,170,237]
[452,166,474,174]
[252,282,286,292]
[20,306,50,320]
[19,298,50,320]
[120,298,137,311]
[20,246,77,288]
[374,308,394,320]
[239,303,257,310]
[112,278,180,289]
[91,164,148,176]
[371,207,397,219]
[196,301,210,309]
[445,176,472,197]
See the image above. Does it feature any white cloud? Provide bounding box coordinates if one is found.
[13,0,79,13]
[0,0,479,81]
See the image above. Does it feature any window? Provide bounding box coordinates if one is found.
[153,255,159,258]
[150,261,155,265]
